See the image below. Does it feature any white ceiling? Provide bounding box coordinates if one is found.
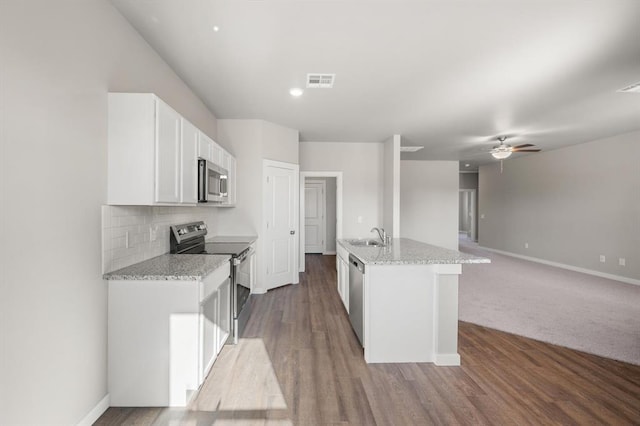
[110,0,640,169]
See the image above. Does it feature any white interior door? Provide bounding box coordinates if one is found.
[469,189,477,242]
[264,160,299,291]
[304,180,326,253]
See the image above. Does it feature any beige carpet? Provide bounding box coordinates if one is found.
[459,238,640,365]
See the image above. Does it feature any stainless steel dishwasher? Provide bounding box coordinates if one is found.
[348,254,365,346]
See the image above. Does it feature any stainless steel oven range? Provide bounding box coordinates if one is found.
[170,221,254,344]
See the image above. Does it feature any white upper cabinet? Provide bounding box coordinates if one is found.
[197,131,224,169]
[155,100,181,203]
[181,119,199,204]
[198,132,213,163]
[108,93,236,206]
[210,140,223,167]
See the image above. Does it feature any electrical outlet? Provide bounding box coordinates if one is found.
[149,226,157,242]
[357,216,363,224]
[524,243,529,249]
[599,255,606,263]
[480,214,485,219]
[619,258,626,266]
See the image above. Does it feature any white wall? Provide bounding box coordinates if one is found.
[299,142,384,239]
[215,119,299,292]
[214,120,263,236]
[479,130,640,281]
[400,161,459,250]
[383,135,401,238]
[262,120,300,165]
[0,1,218,424]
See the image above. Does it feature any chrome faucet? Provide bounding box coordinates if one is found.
[371,227,386,244]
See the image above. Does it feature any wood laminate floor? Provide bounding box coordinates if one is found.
[96,254,640,425]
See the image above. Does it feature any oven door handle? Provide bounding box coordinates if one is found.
[233,246,255,265]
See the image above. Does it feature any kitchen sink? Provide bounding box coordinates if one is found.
[348,239,384,247]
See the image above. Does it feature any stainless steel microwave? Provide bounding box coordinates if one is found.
[198,159,228,203]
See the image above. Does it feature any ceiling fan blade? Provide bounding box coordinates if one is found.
[512,149,541,152]
[512,143,534,149]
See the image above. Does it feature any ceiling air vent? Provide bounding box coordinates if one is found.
[617,82,640,93]
[307,73,335,88]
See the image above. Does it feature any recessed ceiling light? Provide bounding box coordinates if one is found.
[399,146,424,152]
[289,88,303,97]
[465,163,470,167]
[213,26,220,32]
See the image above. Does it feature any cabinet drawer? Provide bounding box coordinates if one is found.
[201,261,231,301]
[337,243,350,262]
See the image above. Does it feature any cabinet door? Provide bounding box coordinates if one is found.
[181,120,198,204]
[200,290,218,382]
[337,256,343,295]
[339,258,349,311]
[211,142,223,168]
[155,100,181,203]
[216,278,231,350]
[198,132,212,162]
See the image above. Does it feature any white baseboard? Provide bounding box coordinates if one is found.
[77,394,109,426]
[323,251,337,255]
[479,246,640,286]
[434,353,461,366]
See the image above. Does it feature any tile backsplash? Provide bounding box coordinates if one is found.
[102,205,217,273]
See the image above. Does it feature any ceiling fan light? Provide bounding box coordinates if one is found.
[491,150,512,159]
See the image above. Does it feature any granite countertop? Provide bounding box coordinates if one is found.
[338,238,490,266]
[207,235,258,244]
[103,254,230,281]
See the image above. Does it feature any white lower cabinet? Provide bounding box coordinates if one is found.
[337,244,349,311]
[199,266,231,382]
[108,261,231,407]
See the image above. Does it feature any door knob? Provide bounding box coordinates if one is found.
[290,230,295,235]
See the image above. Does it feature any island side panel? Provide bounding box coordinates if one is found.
[433,264,462,366]
[364,264,436,363]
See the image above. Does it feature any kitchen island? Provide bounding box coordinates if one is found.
[337,238,489,365]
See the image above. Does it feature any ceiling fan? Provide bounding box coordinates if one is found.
[490,136,541,159]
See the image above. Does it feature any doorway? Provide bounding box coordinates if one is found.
[299,172,343,272]
[459,189,477,242]
[304,179,327,254]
